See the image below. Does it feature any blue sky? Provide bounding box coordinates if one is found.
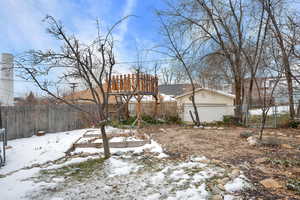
[0,0,166,96]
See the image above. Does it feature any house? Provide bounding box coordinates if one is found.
[158,84,200,97]
[240,76,300,105]
[175,88,235,123]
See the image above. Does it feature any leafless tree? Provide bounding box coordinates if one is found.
[17,15,129,158]
[157,15,201,126]
[254,56,283,140]
[258,0,300,119]
[160,66,175,85]
[159,0,259,122]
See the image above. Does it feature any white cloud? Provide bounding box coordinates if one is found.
[117,0,137,42]
[0,0,141,95]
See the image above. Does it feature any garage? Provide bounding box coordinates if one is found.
[175,88,235,123]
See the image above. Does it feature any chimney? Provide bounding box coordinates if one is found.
[0,53,14,106]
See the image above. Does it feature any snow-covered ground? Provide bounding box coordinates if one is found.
[0,127,252,200]
[249,105,291,116]
[1,129,85,174]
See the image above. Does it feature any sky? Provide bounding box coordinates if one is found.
[0,0,167,97]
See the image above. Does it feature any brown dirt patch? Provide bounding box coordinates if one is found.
[141,125,300,199]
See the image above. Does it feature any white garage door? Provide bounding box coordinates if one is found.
[183,104,234,123]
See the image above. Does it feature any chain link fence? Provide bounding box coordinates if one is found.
[244,103,300,128]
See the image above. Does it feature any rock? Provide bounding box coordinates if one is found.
[254,157,267,164]
[293,167,300,173]
[204,126,212,130]
[230,169,240,178]
[261,137,282,146]
[194,125,204,129]
[269,132,275,135]
[240,131,255,138]
[217,184,225,191]
[247,136,259,146]
[217,177,230,185]
[260,178,282,189]
[112,151,123,156]
[211,159,222,165]
[31,163,40,168]
[5,145,12,150]
[277,132,286,136]
[211,186,222,194]
[281,144,293,149]
[211,195,223,200]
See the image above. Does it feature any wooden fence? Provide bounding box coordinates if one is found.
[128,101,178,118]
[0,104,124,140]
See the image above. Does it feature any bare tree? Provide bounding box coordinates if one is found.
[17,15,129,158]
[158,15,201,126]
[255,59,283,140]
[160,0,260,122]
[258,0,299,119]
[160,66,175,85]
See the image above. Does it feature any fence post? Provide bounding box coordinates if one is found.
[274,104,277,128]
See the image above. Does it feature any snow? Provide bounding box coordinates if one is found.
[145,193,161,200]
[224,175,251,193]
[178,161,207,169]
[150,171,165,184]
[109,136,143,142]
[46,156,99,170]
[129,93,176,102]
[190,156,207,162]
[249,105,291,116]
[0,126,253,200]
[170,169,190,181]
[193,168,221,183]
[130,95,155,102]
[107,157,141,177]
[73,139,169,159]
[160,93,176,102]
[167,184,209,200]
[0,129,86,174]
[0,167,41,200]
[0,126,123,175]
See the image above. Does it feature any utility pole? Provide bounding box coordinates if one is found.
[69,83,78,103]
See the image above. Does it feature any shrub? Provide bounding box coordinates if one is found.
[288,120,300,128]
[166,116,182,124]
[223,115,238,125]
[287,178,300,195]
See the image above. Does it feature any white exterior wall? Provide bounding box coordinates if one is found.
[176,89,235,123]
[177,90,234,106]
[0,53,14,106]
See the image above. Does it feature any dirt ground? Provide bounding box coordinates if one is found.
[141,125,300,200]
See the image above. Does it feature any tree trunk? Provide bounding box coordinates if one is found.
[191,88,201,126]
[297,100,300,117]
[234,77,243,122]
[283,61,295,119]
[259,111,267,140]
[100,125,110,158]
[153,95,159,119]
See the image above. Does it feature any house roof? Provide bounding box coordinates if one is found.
[63,85,117,104]
[175,88,235,99]
[158,84,200,97]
